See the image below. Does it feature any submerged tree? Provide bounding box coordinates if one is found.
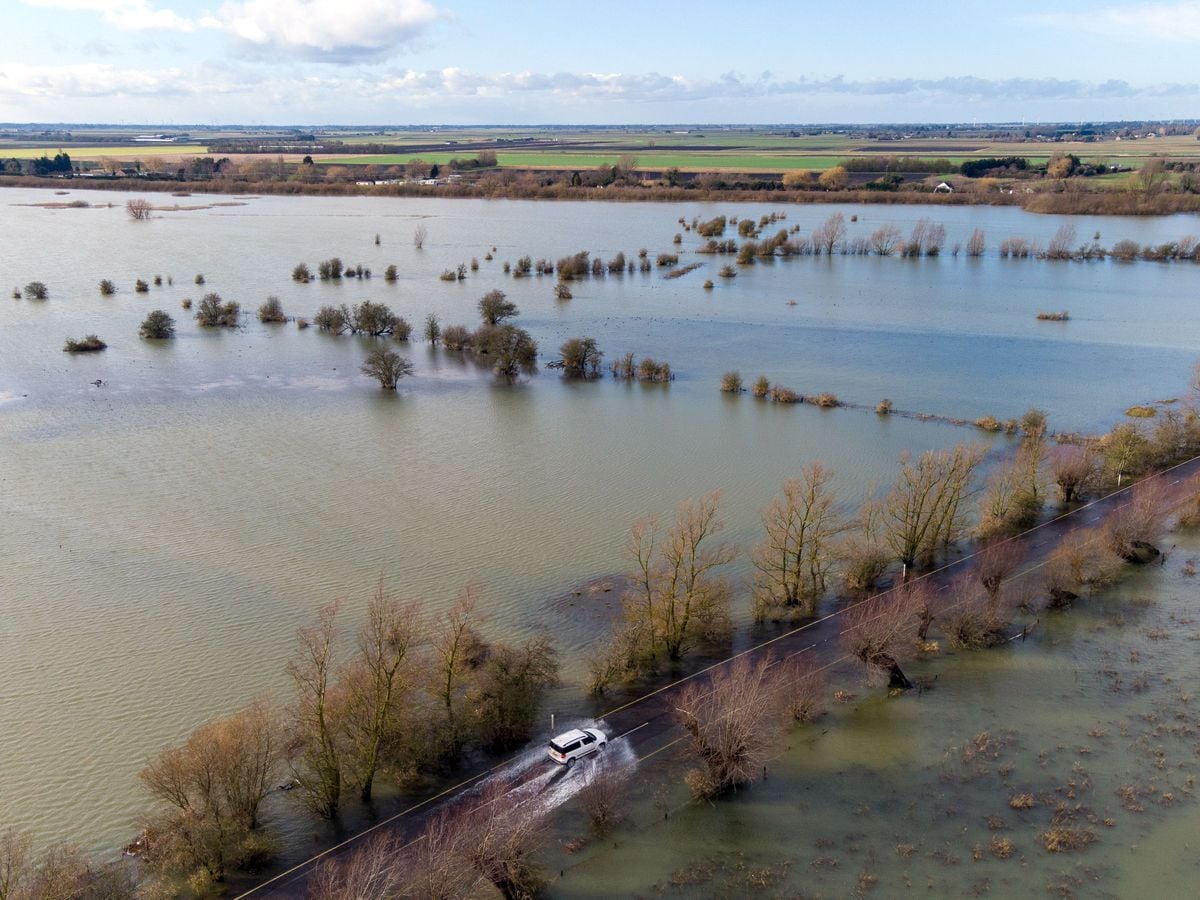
[884,444,984,570]
[675,655,778,798]
[360,348,414,390]
[478,289,518,326]
[287,601,345,818]
[340,585,419,801]
[559,337,603,378]
[139,309,175,339]
[752,463,842,621]
[139,700,280,884]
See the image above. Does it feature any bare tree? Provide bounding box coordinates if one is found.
[126,198,152,220]
[361,348,414,390]
[869,223,901,256]
[478,290,518,326]
[466,779,548,899]
[885,445,985,570]
[841,589,920,688]
[649,493,735,661]
[1,828,32,900]
[752,464,842,621]
[141,699,279,833]
[1050,444,1094,503]
[342,585,419,802]
[812,212,846,255]
[966,228,986,257]
[977,539,1022,604]
[1106,478,1171,561]
[310,830,406,900]
[840,495,891,595]
[560,337,603,378]
[413,224,428,249]
[675,655,778,798]
[474,636,559,751]
[782,656,826,724]
[577,758,629,834]
[287,601,345,818]
[428,584,486,757]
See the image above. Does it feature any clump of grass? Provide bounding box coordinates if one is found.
[63,334,106,352]
[554,283,572,300]
[703,279,714,289]
[99,279,116,296]
[975,415,1003,431]
[876,398,893,415]
[1041,825,1095,853]
[989,836,1014,859]
[135,279,149,293]
[718,264,736,278]
[770,385,800,403]
[1037,311,1070,321]
[655,253,679,267]
[751,376,770,399]
[720,371,742,393]
[811,392,840,408]
[153,275,162,286]
[1009,793,1037,809]
[194,273,205,285]
[439,269,457,281]
[1125,405,1157,418]
[383,264,398,282]
[296,318,310,330]
[181,298,192,310]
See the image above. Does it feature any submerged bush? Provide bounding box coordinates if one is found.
[560,337,603,378]
[63,334,106,353]
[257,296,286,323]
[392,317,412,342]
[98,279,116,296]
[195,293,240,328]
[720,371,742,393]
[314,305,349,333]
[317,258,343,280]
[139,310,175,339]
[292,262,312,283]
[751,376,770,398]
[23,282,48,300]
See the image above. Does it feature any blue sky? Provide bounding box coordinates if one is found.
[2,0,1199,124]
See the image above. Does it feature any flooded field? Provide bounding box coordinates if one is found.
[1,188,1199,868]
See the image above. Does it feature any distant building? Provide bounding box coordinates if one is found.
[934,181,953,193]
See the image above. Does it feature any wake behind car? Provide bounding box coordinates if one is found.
[547,727,606,766]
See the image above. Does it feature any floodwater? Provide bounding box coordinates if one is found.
[1,188,1199,861]
[549,531,1200,898]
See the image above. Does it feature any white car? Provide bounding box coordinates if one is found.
[547,727,606,767]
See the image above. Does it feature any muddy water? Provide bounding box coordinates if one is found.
[1,188,1198,856]
[550,530,1200,898]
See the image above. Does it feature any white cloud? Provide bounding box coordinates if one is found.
[1033,1,1200,41]
[0,62,235,98]
[207,0,441,61]
[20,0,196,32]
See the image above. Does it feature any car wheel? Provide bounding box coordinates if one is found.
[598,742,606,751]
[566,757,575,769]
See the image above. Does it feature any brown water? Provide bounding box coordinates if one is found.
[1,188,1199,860]
[549,532,1200,898]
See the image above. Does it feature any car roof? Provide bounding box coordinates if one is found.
[551,729,588,744]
